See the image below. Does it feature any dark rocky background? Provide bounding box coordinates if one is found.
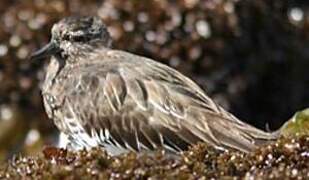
[0,0,308,158]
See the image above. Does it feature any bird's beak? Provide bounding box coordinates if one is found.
[30,41,60,60]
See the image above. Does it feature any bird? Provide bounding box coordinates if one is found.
[31,16,278,155]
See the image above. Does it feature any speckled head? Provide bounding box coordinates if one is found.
[31,16,112,60]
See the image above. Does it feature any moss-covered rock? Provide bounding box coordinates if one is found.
[281,108,309,137]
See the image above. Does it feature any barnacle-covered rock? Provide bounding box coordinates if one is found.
[0,136,308,179]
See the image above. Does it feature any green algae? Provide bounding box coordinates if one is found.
[281,108,309,137]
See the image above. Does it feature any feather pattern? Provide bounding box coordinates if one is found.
[42,48,278,154]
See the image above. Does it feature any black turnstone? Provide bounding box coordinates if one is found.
[31,16,278,155]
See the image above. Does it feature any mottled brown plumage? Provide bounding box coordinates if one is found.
[32,16,278,155]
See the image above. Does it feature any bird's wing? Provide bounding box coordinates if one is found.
[60,50,276,152]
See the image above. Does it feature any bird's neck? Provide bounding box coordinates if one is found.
[59,41,110,64]
[44,43,109,89]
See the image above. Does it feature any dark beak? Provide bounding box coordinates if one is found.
[30,41,60,60]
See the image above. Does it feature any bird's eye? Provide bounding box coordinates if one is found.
[63,34,70,41]
[72,35,89,42]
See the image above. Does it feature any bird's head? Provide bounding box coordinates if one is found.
[31,16,112,60]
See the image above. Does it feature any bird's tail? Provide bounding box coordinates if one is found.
[197,110,279,153]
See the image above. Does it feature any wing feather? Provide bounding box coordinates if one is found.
[103,72,126,111]
[57,50,276,153]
